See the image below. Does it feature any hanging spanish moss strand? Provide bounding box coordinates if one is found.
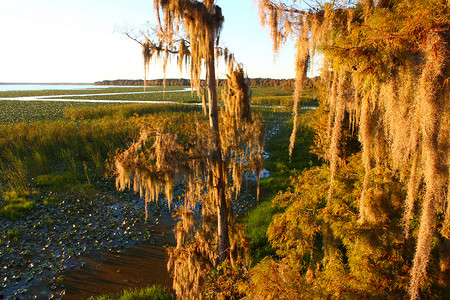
[358,88,378,224]
[445,160,450,237]
[409,29,449,300]
[117,2,265,298]
[327,70,346,203]
[256,2,450,298]
[402,151,421,239]
[442,100,450,240]
[289,30,311,159]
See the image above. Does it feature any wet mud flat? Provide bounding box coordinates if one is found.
[0,181,174,299]
[57,183,262,299]
[59,211,175,299]
[1,177,261,299]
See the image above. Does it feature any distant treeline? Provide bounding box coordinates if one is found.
[94,77,319,89]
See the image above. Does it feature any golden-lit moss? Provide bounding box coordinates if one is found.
[116,2,265,298]
[256,0,450,298]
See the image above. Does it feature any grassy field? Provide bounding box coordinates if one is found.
[91,285,174,300]
[250,87,318,107]
[0,86,200,124]
[0,101,110,123]
[0,86,182,98]
[0,86,206,219]
[0,84,319,231]
[53,90,200,102]
[0,86,317,124]
[0,85,318,298]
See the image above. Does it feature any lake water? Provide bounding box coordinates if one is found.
[0,84,128,91]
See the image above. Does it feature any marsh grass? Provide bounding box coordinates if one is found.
[5,228,21,242]
[0,86,202,220]
[250,87,294,97]
[261,110,321,192]
[0,95,199,125]
[33,172,84,190]
[0,101,112,124]
[0,118,138,193]
[244,198,278,264]
[0,102,202,219]
[91,285,174,300]
[64,103,200,120]
[54,91,199,102]
[244,107,321,265]
[0,190,35,220]
[0,86,180,98]
[250,87,318,107]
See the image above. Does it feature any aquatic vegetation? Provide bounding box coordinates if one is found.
[0,80,287,298]
[53,90,199,102]
[0,100,105,124]
[0,190,35,220]
[117,2,267,299]
[0,180,165,298]
[0,86,176,98]
[91,284,174,300]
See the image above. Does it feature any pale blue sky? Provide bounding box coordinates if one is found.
[0,0,299,83]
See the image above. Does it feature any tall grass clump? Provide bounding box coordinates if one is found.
[90,285,174,300]
[0,113,141,199]
[64,103,200,120]
[0,118,138,176]
[0,190,35,220]
[244,199,278,264]
[0,101,204,219]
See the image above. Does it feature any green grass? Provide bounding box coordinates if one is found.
[243,94,322,265]
[5,228,21,242]
[42,195,60,207]
[250,87,294,97]
[91,285,174,300]
[244,198,278,264]
[53,91,200,102]
[262,110,321,193]
[250,87,318,107]
[64,103,201,120]
[0,101,110,124]
[0,117,140,193]
[243,113,320,263]
[33,172,84,190]
[0,190,35,220]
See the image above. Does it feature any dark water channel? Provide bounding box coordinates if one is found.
[6,181,260,299]
[60,213,175,299]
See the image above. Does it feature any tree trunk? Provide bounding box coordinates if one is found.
[206,26,229,264]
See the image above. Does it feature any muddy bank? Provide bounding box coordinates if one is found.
[60,211,175,299]
[1,178,261,299]
[0,181,173,299]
